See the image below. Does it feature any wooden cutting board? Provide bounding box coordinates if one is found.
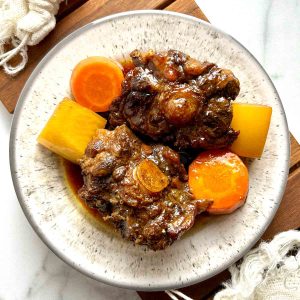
[1,1,299,299]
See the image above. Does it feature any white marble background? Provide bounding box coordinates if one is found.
[0,1,299,299]
[197,0,300,142]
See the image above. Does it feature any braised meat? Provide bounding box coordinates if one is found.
[79,125,211,250]
[109,50,240,149]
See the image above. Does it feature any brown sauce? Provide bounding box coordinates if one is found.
[63,159,99,217]
[120,58,134,75]
[63,159,121,236]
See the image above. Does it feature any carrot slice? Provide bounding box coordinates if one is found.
[188,150,249,214]
[70,56,124,112]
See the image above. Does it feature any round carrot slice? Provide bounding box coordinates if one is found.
[70,56,124,112]
[188,150,249,214]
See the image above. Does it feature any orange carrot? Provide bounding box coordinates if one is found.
[70,56,124,112]
[188,150,249,214]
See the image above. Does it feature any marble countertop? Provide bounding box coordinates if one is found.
[0,1,299,299]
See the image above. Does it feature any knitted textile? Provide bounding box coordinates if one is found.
[0,0,63,75]
[166,230,300,300]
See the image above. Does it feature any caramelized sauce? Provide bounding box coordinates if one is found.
[63,159,100,218]
[63,160,116,236]
[119,58,134,75]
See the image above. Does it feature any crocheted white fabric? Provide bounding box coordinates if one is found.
[0,0,63,75]
[214,230,300,300]
[166,230,300,300]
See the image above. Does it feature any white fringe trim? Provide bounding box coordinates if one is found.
[165,230,300,300]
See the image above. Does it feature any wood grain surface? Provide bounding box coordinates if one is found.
[57,0,88,21]
[290,135,300,170]
[0,1,299,299]
[165,0,209,21]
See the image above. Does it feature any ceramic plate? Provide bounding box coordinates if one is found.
[10,11,289,291]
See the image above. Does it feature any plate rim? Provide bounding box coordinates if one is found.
[9,9,290,291]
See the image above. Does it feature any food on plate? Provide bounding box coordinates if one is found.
[71,56,124,112]
[189,150,249,214]
[109,49,240,149]
[37,49,272,250]
[230,103,272,158]
[37,98,106,163]
[79,125,211,250]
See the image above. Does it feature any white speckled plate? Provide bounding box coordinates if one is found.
[10,11,289,291]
